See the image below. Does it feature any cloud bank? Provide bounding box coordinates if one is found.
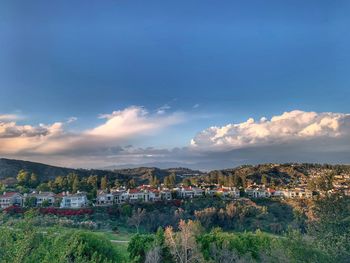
[1,109,350,169]
[0,106,184,155]
[191,110,350,151]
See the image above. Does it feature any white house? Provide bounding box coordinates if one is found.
[26,192,55,207]
[127,189,152,202]
[216,187,240,198]
[177,187,204,198]
[96,191,114,206]
[245,188,269,198]
[160,189,172,201]
[0,192,23,209]
[283,189,313,199]
[60,192,88,208]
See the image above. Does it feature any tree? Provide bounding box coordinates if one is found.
[308,194,350,261]
[72,176,80,193]
[149,175,159,188]
[155,227,173,262]
[165,220,203,263]
[145,246,162,263]
[17,170,30,186]
[101,176,108,190]
[127,179,136,189]
[261,175,268,186]
[182,178,191,187]
[128,234,155,263]
[164,174,176,189]
[128,208,146,233]
[29,173,39,188]
[24,196,37,208]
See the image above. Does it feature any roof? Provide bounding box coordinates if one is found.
[29,192,55,197]
[128,189,142,194]
[217,188,229,192]
[1,192,21,198]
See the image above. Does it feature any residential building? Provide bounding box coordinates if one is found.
[216,187,240,198]
[96,191,114,206]
[60,192,88,208]
[283,189,313,199]
[177,186,204,198]
[0,192,23,209]
[245,187,269,198]
[26,192,55,207]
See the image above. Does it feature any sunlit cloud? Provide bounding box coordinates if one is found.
[2,109,350,169]
[190,110,350,151]
[0,114,21,121]
[0,106,186,155]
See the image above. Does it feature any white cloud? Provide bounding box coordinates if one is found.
[0,106,185,155]
[88,106,183,138]
[156,104,171,115]
[0,114,21,121]
[0,121,64,154]
[3,109,350,170]
[190,110,350,151]
[67,117,78,123]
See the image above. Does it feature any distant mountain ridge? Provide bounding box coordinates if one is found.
[1,158,350,187]
[0,158,204,185]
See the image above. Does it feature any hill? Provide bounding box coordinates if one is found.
[0,158,203,185]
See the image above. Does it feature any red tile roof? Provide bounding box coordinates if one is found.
[1,192,19,198]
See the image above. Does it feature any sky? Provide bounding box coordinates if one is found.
[0,1,350,170]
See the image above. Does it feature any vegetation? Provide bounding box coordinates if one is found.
[1,160,350,262]
[0,212,124,263]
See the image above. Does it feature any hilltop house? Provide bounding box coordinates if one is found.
[282,189,313,199]
[177,186,204,198]
[25,192,55,207]
[60,192,88,208]
[216,187,240,198]
[0,192,23,209]
[96,191,114,206]
[245,187,269,198]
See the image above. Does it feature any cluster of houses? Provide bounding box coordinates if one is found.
[0,191,88,210]
[0,184,322,210]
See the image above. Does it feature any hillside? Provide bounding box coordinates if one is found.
[0,158,203,185]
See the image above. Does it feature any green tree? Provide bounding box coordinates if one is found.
[17,170,30,186]
[128,234,155,263]
[308,194,350,262]
[72,176,80,193]
[29,173,39,188]
[100,176,108,190]
[24,196,37,208]
[127,179,136,189]
[149,175,159,188]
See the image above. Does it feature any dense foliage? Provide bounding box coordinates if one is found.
[0,215,122,262]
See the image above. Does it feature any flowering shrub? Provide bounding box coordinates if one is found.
[58,219,97,230]
[3,205,24,214]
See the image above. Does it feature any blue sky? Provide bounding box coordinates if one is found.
[1,1,350,169]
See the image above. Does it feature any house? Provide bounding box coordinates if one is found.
[60,192,88,208]
[96,191,114,206]
[177,187,204,198]
[216,187,240,198]
[0,192,23,209]
[114,191,129,204]
[205,188,218,196]
[128,189,152,202]
[283,189,313,199]
[26,192,55,207]
[160,189,172,201]
[245,187,269,198]
[267,188,284,198]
